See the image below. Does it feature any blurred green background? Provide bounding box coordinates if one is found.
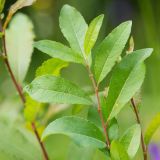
[0,0,160,159]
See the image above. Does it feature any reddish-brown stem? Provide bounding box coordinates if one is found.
[31,123,49,160]
[131,98,147,160]
[0,19,49,160]
[86,63,110,148]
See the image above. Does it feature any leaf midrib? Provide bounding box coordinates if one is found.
[67,13,86,56]
[32,87,91,103]
[108,62,141,119]
[98,25,130,82]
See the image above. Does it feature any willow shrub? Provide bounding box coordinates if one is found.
[1,1,160,160]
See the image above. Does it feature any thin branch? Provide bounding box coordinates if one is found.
[131,98,147,160]
[0,19,49,160]
[85,63,110,148]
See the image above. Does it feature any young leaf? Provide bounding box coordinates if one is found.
[24,75,92,105]
[36,58,68,77]
[108,119,119,141]
[34,40,83,63]
[144,113,160,145]
[120,124,141,158]
[9,0,36,15]
[92,21,132,83]
[24,95,43,122]
[0,0,5,13]
[84,14,104,55]
[6,13,35,83]
[41,116,106,148]
[59,4,88,56]
[104,49,153,120]
[110,141,130,160]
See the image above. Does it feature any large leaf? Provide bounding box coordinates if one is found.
[110,141,129,160]
[59,4,88,56]
[25,59,68,122]
[92,21,132,83]
[104,49,153,120]
[84,14,104,55]
[24,75,92,105]
[36,58,68,77]
[6,13,35,83]
[144,113,160,145]
[34,40,83,63]
[120,124,141,158]
[0,123,42,160]
[42,116,106,148]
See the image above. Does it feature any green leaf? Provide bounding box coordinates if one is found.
[110,141,130,160]
[108,119,119,141]
[34,40,83,63]
[24,75,92,105]
[24,95,44,122]
[0,123,42,160]
[0,31,4,38]
[144,113,160,144]
[104,49,153,120]
[0,0,5,13]
[84,14,104,55]
[6,13,35,83]
[120,124,141,158]
[41,116,106,148]
[59,4,88,56]
[92,21,132,83]
[36,58,68,77]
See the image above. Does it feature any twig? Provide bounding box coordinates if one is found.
[0,19,49,160]
[85,63,110,148]
[131,98,147,160]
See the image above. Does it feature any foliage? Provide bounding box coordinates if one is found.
[0,1,155,160]
[6,13,35,83]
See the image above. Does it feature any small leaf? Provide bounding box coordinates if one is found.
[36,58,68,77]
[24,75,92,105]
[0,31,4,38]
[104,49,153,120]
[9,0,36,15]
[24,95,44,122]
[0,0,5,13]
[120,124,141,158]
[144,113,160,145]
[110,141,130,160]
[41,116,106,148]
[6,13,35,83]
[92,21,132,83]
[84,14,104,55]
[108,119,119,141]
[59,4,88,56]
[34,40,83,63]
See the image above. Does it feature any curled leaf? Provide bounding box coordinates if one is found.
[9,0,36,15]
[36,58,68,77]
